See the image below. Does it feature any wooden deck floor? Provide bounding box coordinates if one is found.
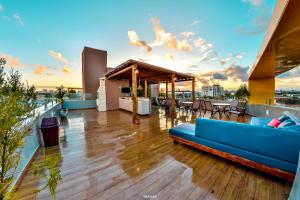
[16,107,291,200]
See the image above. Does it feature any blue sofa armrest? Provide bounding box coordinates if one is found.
[195,118,300,164]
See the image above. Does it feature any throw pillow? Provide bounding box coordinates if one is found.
[278,115,289,122]
[268,118,281,128]
[278,119,295,128]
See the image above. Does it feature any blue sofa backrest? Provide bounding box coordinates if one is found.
[195,118,300,164]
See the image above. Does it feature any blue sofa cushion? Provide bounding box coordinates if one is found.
[284,111,300,125]
[283,126,300,132]
[250,117,273,126]
[195,118,300,165]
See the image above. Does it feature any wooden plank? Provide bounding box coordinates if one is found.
[170,135,295,182]
[15,108,291,200]
[144,80,147,98]
[132,64,138,124]
[166,82,168,98]
[171,74,175,115]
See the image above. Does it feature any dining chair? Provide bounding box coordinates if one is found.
[190,100,201,113]
[204,100,220,118]
[228,101,247,121]
[224,99,239,118]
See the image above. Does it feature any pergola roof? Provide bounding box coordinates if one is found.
[105,59,195,84]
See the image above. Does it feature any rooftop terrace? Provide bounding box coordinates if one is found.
[16,107,291,200]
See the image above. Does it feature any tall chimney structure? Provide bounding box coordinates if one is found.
[82,47,107,99]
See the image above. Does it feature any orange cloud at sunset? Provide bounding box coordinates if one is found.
[33,64,48,75]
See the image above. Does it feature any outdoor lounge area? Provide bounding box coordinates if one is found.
[15,107,292,200]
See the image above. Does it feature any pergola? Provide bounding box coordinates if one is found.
[105,59,196,123]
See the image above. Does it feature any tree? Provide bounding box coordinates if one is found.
[0,59,61,200]
[234,84,250,101]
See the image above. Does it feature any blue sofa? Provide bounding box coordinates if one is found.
[169,112,300,181]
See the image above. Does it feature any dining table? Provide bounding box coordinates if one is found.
[212,102,231,118]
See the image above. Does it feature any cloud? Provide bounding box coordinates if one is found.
[224,64,249,81]
[187,65,200,70]
[63,66,72,73]
[220,52,245,65]
[193,38,213,52]
[277,66,300,79]
[213,72,228,80]
[0,4,3,12]
[177,40,193,51]
[46,72,53,76]
[150,17,192,51]
[13,13,24,26]
[34,64,48,75]
[195,64,249,86]
[128,30,152,52]
[242,0,263,6]
[199,50,218,62]
[238,0,272,35]
[49,50,68,64]
[220,57,232,65]
[181,31,195,38]
[190,20,200,26]
[165,53,174,61]
[196,77,210,85]
[1,54,25,68]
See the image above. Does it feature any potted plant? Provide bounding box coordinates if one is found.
[55,85,68,119]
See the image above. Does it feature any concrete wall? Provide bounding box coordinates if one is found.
[14,103,60,187]
[64,100,96,110]
[247,104,300,118]
[105,79,129,110]
[82,46,107,100]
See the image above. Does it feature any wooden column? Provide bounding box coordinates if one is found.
[166,82,168,99]
[192,79,195,102]
[144,80,148,98]
[171,74,175,114]
[132,64,138,124]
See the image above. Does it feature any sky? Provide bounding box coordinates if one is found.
[0,0,297,90]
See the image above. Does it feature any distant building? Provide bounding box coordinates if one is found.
[201,85,224,97]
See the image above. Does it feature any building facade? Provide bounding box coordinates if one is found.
[201,85,224,97]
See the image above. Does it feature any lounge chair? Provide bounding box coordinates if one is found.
[169,111,300,181]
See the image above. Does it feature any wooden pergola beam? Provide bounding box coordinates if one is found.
[192,79,195,102]
[171,73,175,115]
[166,82,168,98]
[132,64,139,124]
[106,66,132,79]
[144,80,148,98]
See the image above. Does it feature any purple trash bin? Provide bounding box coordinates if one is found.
[41,117,59,147]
